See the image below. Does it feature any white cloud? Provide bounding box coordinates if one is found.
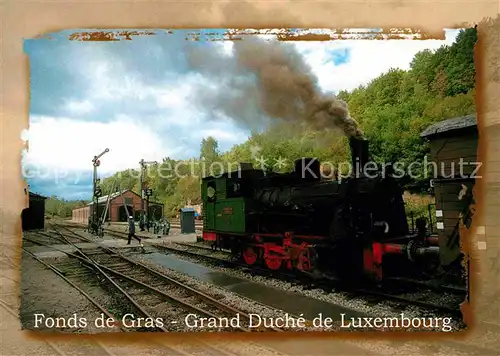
[156,85,191,107]
[196,128,249,143]
[86,61,149,101]
[294,29,461,93]
[77,59,208,128]
[65,99,94,115]
[220,41,234,56]
[153,74,209,127]
[22,116,176,175]
[220,29,461,93]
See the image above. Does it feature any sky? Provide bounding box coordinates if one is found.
[22,28,462,200]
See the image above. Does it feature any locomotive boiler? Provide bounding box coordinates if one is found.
[201,138,441,282]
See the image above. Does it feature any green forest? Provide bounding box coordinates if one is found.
[44,196,87,219]
[50,28,477,220]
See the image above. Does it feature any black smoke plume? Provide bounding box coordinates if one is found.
[186,36,364,139]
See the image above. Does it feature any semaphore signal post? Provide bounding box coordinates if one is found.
[90,148,109,237]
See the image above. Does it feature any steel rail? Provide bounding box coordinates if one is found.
[71,226,302,286]
[24,234,169,332]
[351,287,464,317]
[173,244,466,295]
[25,229,89,246]
[19,238,271,354]
[27,228,278,332]
[384,276,467,294]
[93,263,250,332]
[137,238,465,316]
[103,230,464,303]
[53,225,284,332]
[21,248,128,332]
[13,251,208,355]
[59,221,202,238]
[57,223,464,329]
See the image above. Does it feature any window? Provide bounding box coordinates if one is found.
[207,186,216,199]
[207,182,216,202]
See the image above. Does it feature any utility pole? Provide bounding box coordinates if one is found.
[139,159,157,231]
[146,190,151,231]
[92,148,110,236]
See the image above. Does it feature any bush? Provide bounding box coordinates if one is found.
[403,191,436,232]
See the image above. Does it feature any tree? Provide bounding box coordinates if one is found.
[200,137,220,164]
[200,136,221,177]
[445,27,477,96]
[87,27,478,216]
[44,196,90,218]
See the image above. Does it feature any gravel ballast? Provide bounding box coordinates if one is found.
[20,252,117,333]
[147,241,466,333]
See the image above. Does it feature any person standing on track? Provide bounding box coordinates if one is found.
[127,216,142,246]
[163,218,170,236]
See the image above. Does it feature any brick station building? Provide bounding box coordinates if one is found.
[72,189,164,224]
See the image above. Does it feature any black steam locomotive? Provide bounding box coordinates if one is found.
[201,138,441,282]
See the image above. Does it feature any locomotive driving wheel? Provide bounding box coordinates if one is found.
[297,248,317,272]
[242,246,258,266]
[264,252,283,270]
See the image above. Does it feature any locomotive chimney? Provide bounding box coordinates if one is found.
[349,138,369,178]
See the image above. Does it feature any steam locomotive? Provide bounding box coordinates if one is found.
[201,138,444,282]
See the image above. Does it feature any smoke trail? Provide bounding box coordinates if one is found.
[186,36,364,139]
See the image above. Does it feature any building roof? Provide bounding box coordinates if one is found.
[149,201,164,206]
[28,192,47,200]
[179,207,195,213]
[420,114,477,138]
[87,189,129,205]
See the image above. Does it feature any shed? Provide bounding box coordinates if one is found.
[421,113,478,266]
[72,189,164,224]
[22,192,47,231]
[179,207,196,234]
[72,206,91,225]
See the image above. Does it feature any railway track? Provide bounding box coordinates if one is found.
[86,227,304,284]
[12,262,272,356]
[23,228,93,247]
[169,242,468,314]
[24,225,284,332]
[61,222,158,241]
[145,240,466,317]
[51,223,466,317]
[15,230,500,354]
[159,242,305,283]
